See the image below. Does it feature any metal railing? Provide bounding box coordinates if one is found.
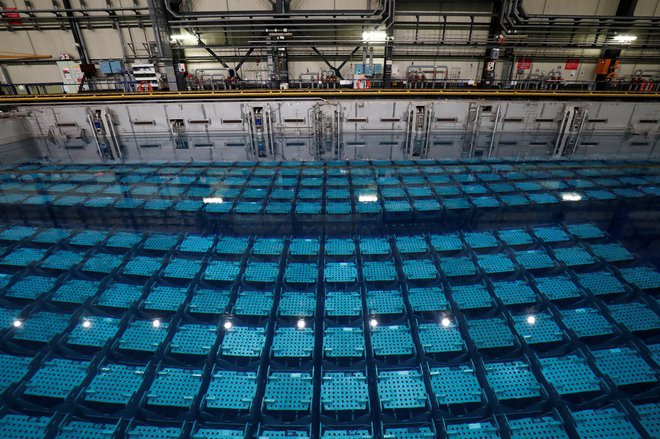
[2,78,659,96]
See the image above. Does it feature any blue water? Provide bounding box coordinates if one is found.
[0,159,657,438]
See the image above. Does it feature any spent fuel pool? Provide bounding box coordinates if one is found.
[0,159,657,438]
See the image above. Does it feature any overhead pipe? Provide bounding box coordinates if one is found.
[168,18,386,28]
[175,37,660,49]
[0,6,150,13]
[0,15,149,24]
[163,0,384,19]
[0,18,150,31]
[147,53,660,65]
[168,5,468,31]
[501,0,515,35]
[395,11,495,17]
[166,0,395,29]
[170,2,397,34]
[506,19,658,30]
[170,22,648,34]
[171,21,488,30]
[168,17,388,26]
[502,0,658,31]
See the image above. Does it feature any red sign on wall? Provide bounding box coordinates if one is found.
[565,58,580,70]
[2,8,23,26]
[517,57,532,70]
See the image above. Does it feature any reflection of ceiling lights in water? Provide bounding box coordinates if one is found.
[203,197,224,204]
[358,194,378,203]
[560,192,582,202]
[527,315,537,325]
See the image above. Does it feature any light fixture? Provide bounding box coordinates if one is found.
[152,319,161,328]
[12,319,22,328]
[560,192,582,202]
[362,30,388,43]
[369,318,378,328]
[613,34,637,43]
[223,321,233,330]
[441,317,451,328]
[296,319,306,330]
[82,320,92,329]
[203,197,224,204]
[358,194,378,203]
[170,33,197,42]
[526,315,536,325]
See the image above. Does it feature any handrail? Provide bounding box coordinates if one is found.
[1,88,659,105]
[4,78,659,96]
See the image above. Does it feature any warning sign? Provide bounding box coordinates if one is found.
[517,58,532,70]
[2,8,23,26]
[565,59,580,70]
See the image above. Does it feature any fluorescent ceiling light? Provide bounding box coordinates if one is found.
[170,33,197,42]
[203,197,224,204]
[358,194,378,203]
[613,34,637,43]
[362,30,387,43]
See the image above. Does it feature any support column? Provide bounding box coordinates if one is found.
[382,1,395,88]
[148,0,179,91]
[0,65,14,94]
[61,0,96,91]
[62,0,90,64]
[481,0,504,86]
[595,0,638,88]
[267,28,290,87]
[273,0,285,14]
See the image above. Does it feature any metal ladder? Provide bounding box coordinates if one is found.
[463,102,482,158]
[312,104,342,160]
[553,105,588,157]
[244,104,276,159]
[403,104,433,158]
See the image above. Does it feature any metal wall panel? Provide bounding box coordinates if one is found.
[16,98,660,163]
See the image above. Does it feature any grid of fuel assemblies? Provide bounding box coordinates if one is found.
[0,222,657,438]
[0,160,659,221]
